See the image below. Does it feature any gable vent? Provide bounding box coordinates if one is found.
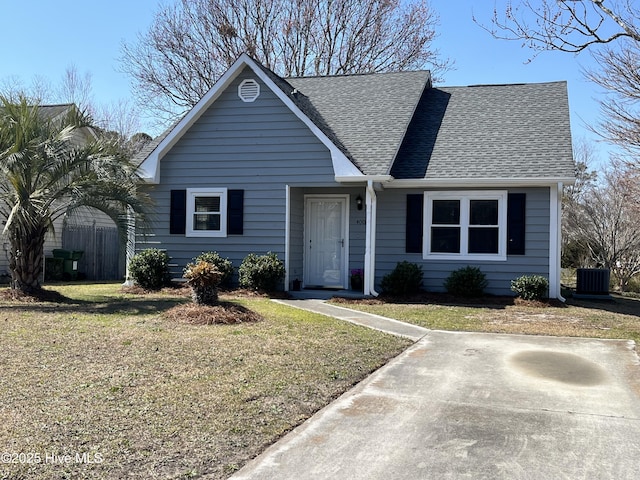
[238,79,260,102]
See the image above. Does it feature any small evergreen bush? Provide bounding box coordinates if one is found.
[238,252,286,292]
[184,260,222,305]
[444,266,487,297]
[128,249,171,290]
[511,275,549,301]
[193,251,234,287]
[381,261,423,296]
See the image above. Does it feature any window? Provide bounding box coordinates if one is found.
[424,191,507,261]
[186,188,228,237]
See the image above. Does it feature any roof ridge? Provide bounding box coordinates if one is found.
[287,69,431,81]
[441,80,568,89]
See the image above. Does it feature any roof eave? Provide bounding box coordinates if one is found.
[386,176,576,188]
[335,174,394,183]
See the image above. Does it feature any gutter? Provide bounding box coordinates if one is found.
[335,174,393,184]
[386,177,576,188]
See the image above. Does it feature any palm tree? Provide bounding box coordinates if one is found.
[0,95,148,294]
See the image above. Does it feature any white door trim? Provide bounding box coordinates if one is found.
[303,194,350,288]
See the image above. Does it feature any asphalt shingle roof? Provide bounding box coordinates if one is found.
[287,71,431,176]
[390,82,575,180]
[136,57,574,182]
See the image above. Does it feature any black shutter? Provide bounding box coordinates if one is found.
[227,189,244,235]
[507,193,526,255]
[406,194,424,253]
[170,189,186,235]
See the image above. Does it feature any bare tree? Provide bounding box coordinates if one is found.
[562,139,599,269]
[588,41,640,162]
[480,1,640,54]
[564,161,640,291]
[479,1,640,163]
[120,0,449,123]
[57,65,95,117]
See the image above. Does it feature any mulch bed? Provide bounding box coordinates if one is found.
[0,287,71,303]
[163,301,264,325]
[331,291,561,308]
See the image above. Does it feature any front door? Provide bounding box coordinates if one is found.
[304,195,348,288]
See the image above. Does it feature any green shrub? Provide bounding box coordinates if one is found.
[627,275,640,294]
[381,261,423,296]
[511,275,549,301]
[444,266,487,297]
[193,251,234,287]
[184,260,222,305]
[238,252,286,292]
[128,249,171,290]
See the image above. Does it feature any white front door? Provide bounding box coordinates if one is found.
[304,195,349,288]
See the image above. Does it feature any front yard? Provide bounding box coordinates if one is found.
[330,293,640,344]
[2,283,638,480]
[0,284,409,479]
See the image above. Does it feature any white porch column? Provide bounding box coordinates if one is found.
[549,182,565,301]
[364,181,379,296]
[284,185,291,292]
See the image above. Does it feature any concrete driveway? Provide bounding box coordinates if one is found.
[232,330,640,479]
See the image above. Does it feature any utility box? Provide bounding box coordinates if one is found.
[575,268,611,299]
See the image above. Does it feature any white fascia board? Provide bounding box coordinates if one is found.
[385,177,576,189]
[137,159,160,184]
[335,175,394,183]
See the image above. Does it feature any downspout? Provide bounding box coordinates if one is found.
[365,180,379,297]
[550,182,566,302]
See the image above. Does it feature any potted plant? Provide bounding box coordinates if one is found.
[350,269,364,292]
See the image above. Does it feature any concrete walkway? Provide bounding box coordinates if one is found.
[274,298,428,341]
[231,297,640,480]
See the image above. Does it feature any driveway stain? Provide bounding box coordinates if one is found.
[510,350,608,386]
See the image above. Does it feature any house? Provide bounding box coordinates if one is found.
[135,54,575,299]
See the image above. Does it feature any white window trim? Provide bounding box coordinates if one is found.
[186,188,228,237]
[423,190,508,261]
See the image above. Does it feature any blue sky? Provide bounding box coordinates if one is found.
[1,0,608,163]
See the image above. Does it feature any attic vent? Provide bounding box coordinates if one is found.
[238,79,260,102]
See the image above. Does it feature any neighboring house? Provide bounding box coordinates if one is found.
[0,104,121,282]
[1,105,79,280]
[135,54,575,299]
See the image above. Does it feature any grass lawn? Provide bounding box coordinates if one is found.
[0,283,410,479]
[330,293,640,344]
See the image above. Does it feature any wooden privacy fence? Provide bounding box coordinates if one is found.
[62,223,124,280]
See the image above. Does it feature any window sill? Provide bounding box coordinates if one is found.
[423,253,507,262]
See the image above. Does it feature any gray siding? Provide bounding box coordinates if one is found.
[375,188,551,296]
[139,67,339,279]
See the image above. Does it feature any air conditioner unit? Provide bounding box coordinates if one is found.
[575,268,611,299]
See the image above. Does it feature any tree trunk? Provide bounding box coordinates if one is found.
[8,225,47,294]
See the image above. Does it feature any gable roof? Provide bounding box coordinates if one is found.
[390,82,575,184]
[136,54,364,183]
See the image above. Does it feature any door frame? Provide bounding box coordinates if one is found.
[303,194,350,288]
